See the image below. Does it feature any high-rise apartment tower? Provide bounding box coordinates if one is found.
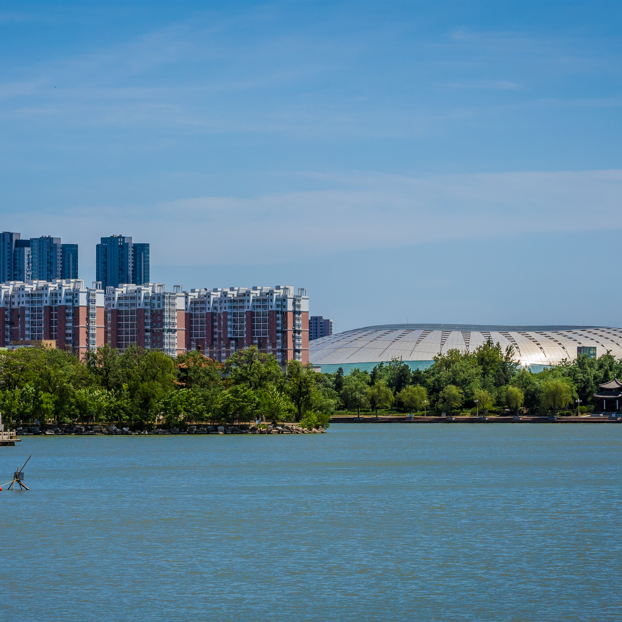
[0,232,78,282]
[309,316,333,341]
[13,240,32,282]
[61,244,79,279]
[96,235,150,289]
[0,232,21,282]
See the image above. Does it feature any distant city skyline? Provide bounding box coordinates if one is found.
[96,235,150,289]
[1,1,621,332]
[310,316,333,341]
[0,279,309,365]
[0,232,79,282]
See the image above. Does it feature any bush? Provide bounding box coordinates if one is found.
[299,412,330,430]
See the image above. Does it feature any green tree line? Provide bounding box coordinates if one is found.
[2,340,619,429]
[327,341,622,416]
[0,345,336,430]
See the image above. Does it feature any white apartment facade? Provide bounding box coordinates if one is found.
[185,286,309,365]
[0,279,105,355]
[104,283,186,357]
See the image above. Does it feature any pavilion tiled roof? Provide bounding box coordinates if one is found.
[598,378,622,390]
[594,391,622,399]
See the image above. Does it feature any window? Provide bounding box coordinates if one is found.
[577,346,596,359]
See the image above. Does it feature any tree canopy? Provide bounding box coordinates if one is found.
[326,343,622,417]
[2,340,620,428]
[0,345,331,429]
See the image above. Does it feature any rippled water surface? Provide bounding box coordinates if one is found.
[1,424,621,621]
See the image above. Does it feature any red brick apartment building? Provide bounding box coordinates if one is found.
[0,280,309,365]
[104,283,186,357]
[0,279,105,356]
[184,286,309,365]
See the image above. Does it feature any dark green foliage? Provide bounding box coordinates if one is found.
[439,384,464,413]
[394,364,411,394]
[396,385,427,411]
[334,367,344,393]
[370,358,410,391]
[285,360,319,422]
[3,341,620,428]
[370,362,385,386]
[85,344,125,392]
[299,411,331,430]
[427,349,481,402]
[176,349,222,389]
[214,385,261,423]
[368,380,394,417]
[409,368,426,387]
[340,375,370,417]
[259,385,296,423]
[335,340,622,416]
[348,367,371,385]
[314,371,336,393]
[509,368,541,412]
[0,345,335,428]
[557,352,618,407]
[540,378,576,413]
[223,347,282,390]
[127,350,177,423]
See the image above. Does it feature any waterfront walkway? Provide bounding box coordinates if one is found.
[331,415,621,424]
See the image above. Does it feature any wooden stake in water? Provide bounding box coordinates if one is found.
[8,455,31,491]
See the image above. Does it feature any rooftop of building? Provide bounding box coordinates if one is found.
[350,323,600,332]
[310,323,622,373]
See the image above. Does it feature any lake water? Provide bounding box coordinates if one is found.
[1,424,620,621]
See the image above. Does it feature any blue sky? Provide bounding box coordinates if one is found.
[1,1,621,330]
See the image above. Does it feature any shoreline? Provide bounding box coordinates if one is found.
[330,415,621,424]
[11,423,325,437]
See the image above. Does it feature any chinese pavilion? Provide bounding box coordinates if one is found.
[593,378,622,412]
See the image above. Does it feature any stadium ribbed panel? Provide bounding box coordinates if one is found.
[310,324,622,373]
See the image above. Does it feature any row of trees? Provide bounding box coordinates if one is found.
[0,345,336,429]
[1,340,619,428]
[326,341,622,416]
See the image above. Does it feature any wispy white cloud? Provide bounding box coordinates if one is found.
[0,10,361,134]
[0,81,41,99]
[447,80,521,90]
[0,11,33,24]
[1,7,620,140]
[449,28,530,46]
[6,169,621,270]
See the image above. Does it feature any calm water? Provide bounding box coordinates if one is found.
[1,425,620,621]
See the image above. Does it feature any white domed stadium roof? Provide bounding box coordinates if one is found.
[309,324,622,373]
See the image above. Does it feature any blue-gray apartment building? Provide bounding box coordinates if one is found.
[0,232,78,282]
[96,235,150,289]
